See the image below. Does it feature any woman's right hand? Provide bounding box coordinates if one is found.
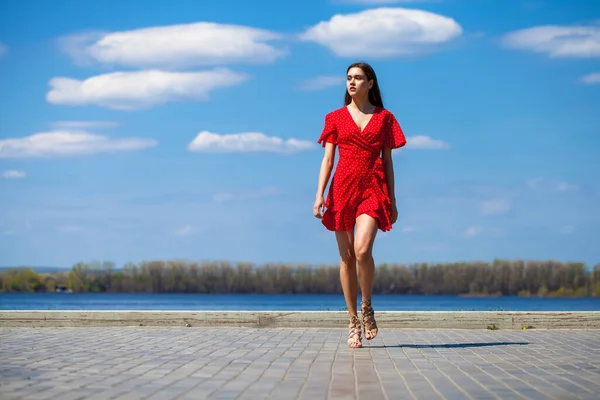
[313,196,325,219]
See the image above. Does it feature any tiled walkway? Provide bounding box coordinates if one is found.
[1,327,599,399]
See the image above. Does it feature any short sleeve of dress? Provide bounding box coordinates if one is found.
[317,113,337,147]
[383,113,407,149]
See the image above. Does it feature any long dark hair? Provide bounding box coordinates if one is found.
[344,62,384,108]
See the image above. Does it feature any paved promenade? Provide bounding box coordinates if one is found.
[1,327,599,399]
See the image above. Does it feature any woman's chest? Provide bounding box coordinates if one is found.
[337,113,385,146]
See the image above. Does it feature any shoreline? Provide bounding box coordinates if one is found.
[2,310,599,329]
[3,291,599,297]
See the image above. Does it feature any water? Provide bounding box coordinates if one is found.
[1,293,599,311]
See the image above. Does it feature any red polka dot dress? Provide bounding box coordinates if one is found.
[317,106,407,232]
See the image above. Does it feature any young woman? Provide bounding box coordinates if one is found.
[313,62,406,348]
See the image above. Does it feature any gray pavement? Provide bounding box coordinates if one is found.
[1,327,599,400]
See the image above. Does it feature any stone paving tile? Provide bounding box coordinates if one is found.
[1,327,599,399]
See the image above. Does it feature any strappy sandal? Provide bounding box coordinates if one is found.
[361,299,378,340]
[347,314,362,348]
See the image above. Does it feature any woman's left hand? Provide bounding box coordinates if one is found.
[391,202,398,224]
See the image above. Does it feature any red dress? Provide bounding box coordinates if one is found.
[317,106,406,232]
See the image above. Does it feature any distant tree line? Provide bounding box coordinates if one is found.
[1,260,600,297]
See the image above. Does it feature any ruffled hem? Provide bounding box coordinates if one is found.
[362,209,393,232]
[317,112,338,147]
[387,140,406,150]
[383,112,407,150]
[317,133,336,147]
[321,204,393,232]
[321,208,354,231]
[359,163,394,232]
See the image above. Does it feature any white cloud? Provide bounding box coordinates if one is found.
[51,121,120,129]
[401,226,415,233]
[58,32,102,65]
[59,22,286,69]
[501,24,600,58]
[2,170,26,179]
[213,186,280,203]
[188,131,314,153]
[298,75,345,91]
[0,41,7,57]
[188,131,447,153]
[479,199,510,215]
[580,72,600,84]
[557,182,579,191]
[299,7,462,58]
[464,226,481,238]
[405,135,449,149]
[46,68,248,110]
[0,130,157,159]
[174,224,195,236]
[527,177,580,192]
[527,177,544,189]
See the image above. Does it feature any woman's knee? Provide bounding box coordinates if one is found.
[335,231,356,265]
[354,242,373,262]
[354,214,378,263]
[339,247,356,265]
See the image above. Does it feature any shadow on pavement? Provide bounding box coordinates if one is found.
[367,342,529,348]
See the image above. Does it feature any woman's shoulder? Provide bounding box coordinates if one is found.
[377,106,393,115]
[377,107,399,122]
[322,107,346,123]
[326,106,346,116]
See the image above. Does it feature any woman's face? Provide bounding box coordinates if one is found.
[346,67,372,99]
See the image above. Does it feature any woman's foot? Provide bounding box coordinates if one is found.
[347,314,362,348]
[361,299,378,340]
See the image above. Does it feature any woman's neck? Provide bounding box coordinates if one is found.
[349,96,373,113]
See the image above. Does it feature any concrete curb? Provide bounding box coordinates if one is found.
[1,311,599,329]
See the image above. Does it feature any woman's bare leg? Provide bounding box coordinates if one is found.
[354,214,379,340]
[335,230,361,347]
[335,230,358,315]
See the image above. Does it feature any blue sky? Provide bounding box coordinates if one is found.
[0,0,599,269]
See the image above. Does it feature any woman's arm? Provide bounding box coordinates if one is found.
[382,147,399,224]
[316,142,336,199]
[381,147,395,203]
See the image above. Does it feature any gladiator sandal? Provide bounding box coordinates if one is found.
[347,314,362,348]
[361,299,378,340]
